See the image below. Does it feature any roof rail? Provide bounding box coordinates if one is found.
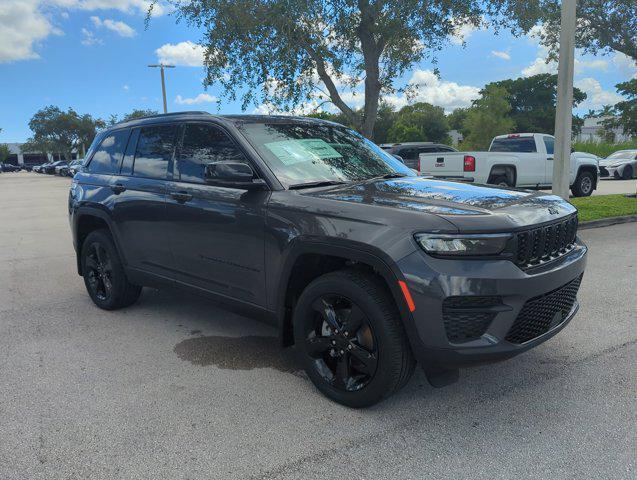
[117,111,212,124]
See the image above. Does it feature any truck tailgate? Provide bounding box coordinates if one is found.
[419,152,466,176]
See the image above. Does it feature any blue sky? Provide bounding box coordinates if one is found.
[1,1,636,143]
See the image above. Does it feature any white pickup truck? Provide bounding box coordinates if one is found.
[419,133,600,197]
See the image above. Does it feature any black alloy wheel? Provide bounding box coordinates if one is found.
[85,242,114,302]
[294,269,415,407]
[304,294,378,392]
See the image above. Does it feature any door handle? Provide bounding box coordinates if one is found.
[547,157,554,161]
[110,183,126,194]
[170,191,193,203]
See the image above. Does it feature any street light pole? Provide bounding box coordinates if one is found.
[552,0,577,200]
[148,63,175,114]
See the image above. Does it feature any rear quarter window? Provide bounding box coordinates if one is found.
[88,129,130,174]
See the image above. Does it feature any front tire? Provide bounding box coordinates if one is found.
[293,269,415,408]
[571,171,595,197]
[622,166,633,180]
[81,229,142,310]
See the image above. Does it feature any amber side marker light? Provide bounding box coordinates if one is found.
[398,280,416,312]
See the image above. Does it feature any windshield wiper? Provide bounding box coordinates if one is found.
[366,173,409,181]
[288,180,348,190]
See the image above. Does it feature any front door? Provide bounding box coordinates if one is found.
[165,122,269,307]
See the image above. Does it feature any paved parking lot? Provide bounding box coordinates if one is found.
[1,172,635,480]
[541,177,636,196]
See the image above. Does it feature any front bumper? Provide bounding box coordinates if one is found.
[396,240,587,369]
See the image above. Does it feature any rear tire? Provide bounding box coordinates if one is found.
[571,171,595,197]
[293,269,415,408]
[81,229,142,310]
[490,175,513,187]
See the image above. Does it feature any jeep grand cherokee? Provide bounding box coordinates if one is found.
[69,112,587,407]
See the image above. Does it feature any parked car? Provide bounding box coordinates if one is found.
[33,163,51,173]
[69,113,587,407]
[67,159,84,177]
[43,160,67,174]
[599,150,637,179]
[1,163,21,172]
[380,142,457,171]
[419,133,600,197]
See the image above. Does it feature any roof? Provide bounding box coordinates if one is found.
[111,111,341,130]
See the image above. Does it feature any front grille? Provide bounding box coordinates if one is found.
[515,215,578,269]
[505,274,582,344]
[599,167,609,177]
[442,296,501,343]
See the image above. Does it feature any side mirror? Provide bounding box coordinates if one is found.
[391,154,404,163]
[204,161,266,190]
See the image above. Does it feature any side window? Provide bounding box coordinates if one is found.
[543,136,555,155]
[133,125,177,179]
[178,123,248,183]
[88,129,130,174]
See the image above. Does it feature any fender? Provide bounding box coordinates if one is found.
[73,205,127,275]
[574,164,599,188]
[274,237,419,346]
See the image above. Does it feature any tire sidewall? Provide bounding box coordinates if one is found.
[81,230,127,310]
[573,171,594,197]
[293,273,404,408]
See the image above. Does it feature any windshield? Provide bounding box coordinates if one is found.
[236,122,415,188]
[607,151,635,160]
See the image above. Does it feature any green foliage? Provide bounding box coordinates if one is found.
[573,139,637,158]
[538,1,637,63]
[387,102,450,143]
[571,194,637,222]
[0,143,10,163]
[485,74,586,133]
[28,106,104,159]
[611,79,637,136]
[461,85,516,150]
[447,107,469,135]
[158,0,540,138]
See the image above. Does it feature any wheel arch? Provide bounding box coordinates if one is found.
[275,240,415,347]
[487,164,517,186]
[74,207,124,276]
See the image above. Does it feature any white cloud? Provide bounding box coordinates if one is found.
[521,57,557,77]
[385,70,480,111]
[50,1,167,17]
[449,19,480,46]
[156,41,206,67]
[491,50,511,61]
[81,27,102,46]
[123,84,130,90]
[175,93,219,105]
[575,77,624,109]
[612,53,637,79]
[0,1,60,63]
[522,55,609,77]
[90,16,136,37]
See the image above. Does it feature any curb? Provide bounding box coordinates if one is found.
[579,214,637,230]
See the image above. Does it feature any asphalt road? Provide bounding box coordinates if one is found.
[541,177,636,196]
[1,172,635,480]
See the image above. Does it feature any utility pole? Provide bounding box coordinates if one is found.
[552,0,577,200]
[148,63,175,114]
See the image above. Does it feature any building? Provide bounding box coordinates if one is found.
[4,143,78,167]
[575,116,633,143]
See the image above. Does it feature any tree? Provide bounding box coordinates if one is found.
[485,74,586,133]
[606,79,637,136]
[387,102,450,143]
[157,0,536,138]
[538,1,637,63]
[447,107,470,136]
[108,109,160,126]
[461,85,516,150]
[28,106,103,160]
[0,143,10,163]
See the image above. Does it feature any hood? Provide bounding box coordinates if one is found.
[302,177,577,231]
[599,158,628,167]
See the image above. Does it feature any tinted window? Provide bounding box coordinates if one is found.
[398,148,417,160]
[490,137,537,153]
[543,136,555,155]
[133,125,176,179]
[178,124,247,183]
[89,130,129,174]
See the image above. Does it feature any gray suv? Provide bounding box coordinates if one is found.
[69,112,587,407]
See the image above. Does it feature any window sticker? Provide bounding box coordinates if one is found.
[264,139,342,165]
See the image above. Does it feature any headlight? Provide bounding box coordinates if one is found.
[414,233,511,256]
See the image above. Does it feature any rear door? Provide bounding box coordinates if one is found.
[165,122,269,307]
[542,135,555,185]
[108,124,177,277]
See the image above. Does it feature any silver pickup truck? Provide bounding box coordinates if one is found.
[419,133,600,197]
